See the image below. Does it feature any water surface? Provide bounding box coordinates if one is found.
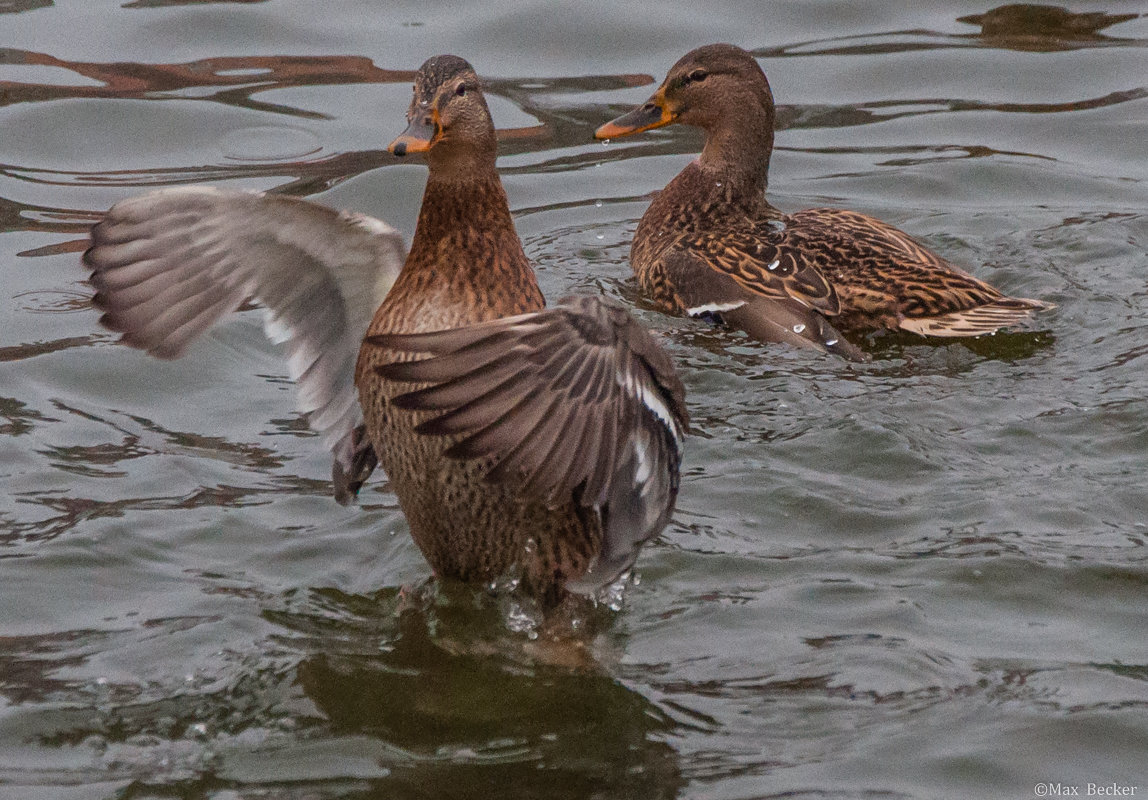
[2,1,1148,798]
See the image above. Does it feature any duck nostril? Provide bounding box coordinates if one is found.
[643,103,657,113]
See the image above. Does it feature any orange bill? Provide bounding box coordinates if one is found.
[388,112,438,156]
[594,91,676,139]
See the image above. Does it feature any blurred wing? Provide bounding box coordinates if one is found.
[368,295,689,593]
[83,186,406,502]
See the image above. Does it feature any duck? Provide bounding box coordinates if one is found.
[594,43,1050,360]
[83,54,688,606]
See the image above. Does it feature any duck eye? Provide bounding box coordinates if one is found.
[455,83,467,97]
[687,69,708,84]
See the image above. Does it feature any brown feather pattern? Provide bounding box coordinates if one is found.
[602,43,1051,358]
[369,296,688,508]
[353,58,688,602]
[81,55,687,604]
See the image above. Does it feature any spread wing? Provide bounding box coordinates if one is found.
[83,186,406,503]
[368,295,689,592]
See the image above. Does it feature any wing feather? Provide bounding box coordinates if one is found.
[83,186,405,502]
[662,250,868,361]
[370,296,689,591]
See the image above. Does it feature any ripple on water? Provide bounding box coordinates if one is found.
[3,2,1148,798]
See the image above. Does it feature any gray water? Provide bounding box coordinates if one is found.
[3,2,1148,798]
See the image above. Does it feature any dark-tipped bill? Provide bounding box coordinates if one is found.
[388,113,437,156]
[594,94,676,140]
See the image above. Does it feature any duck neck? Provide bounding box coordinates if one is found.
[696,100,774,199]
[635,108,775,250]
[393,168,544,327]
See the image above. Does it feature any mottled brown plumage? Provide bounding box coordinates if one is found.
[82,54,687,608]
[356,55,687,604]
[595,43,1051,360]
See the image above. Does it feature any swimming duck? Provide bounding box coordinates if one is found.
[595,43,1050,360]
[84,54,688,605]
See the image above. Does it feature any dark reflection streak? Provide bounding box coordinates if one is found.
[202,84,332,121]
[0,335,99,362]
[764,38,983,58]
[1,487,260,547]
[753,9,1146,60]
[1,150,391,190]
[765,38,1148,58]
[292,601,684,800]
[0,0,52,14]
[958,5,1141,52]
[513,196,607,219]
[0,397,344,546]
[38,399,288,472]
[0,633,110,706]
[0,48,650,128]
[873,88,1148,117]
[3,473,341,547]
[0,49,414,110]
[123,0,269,8]
[0,395,58,435]
[785,144,1057,171]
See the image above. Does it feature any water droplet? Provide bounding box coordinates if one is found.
[487,574,520,593]
[505,600,540,639]
[601,139,611,146]
[595,572,631,611]
[595,200,603,208]
[825,338,838,346]
[767,260,780,271]
[715,181,723,188]
[793,324,806,333]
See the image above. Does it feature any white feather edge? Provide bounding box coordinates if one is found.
[686,300,747,317]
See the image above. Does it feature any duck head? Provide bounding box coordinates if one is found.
[388,54,498,176]
[594,43,775,140]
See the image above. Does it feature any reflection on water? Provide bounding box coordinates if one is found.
[2,1,1148,797]
[123,0,269,8]
[759,2,1142,59]
[0,48,411,115]
[958,4,1140,50]
[0,0,51,14]
[291,591,682,800]
[0,586,682,798]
